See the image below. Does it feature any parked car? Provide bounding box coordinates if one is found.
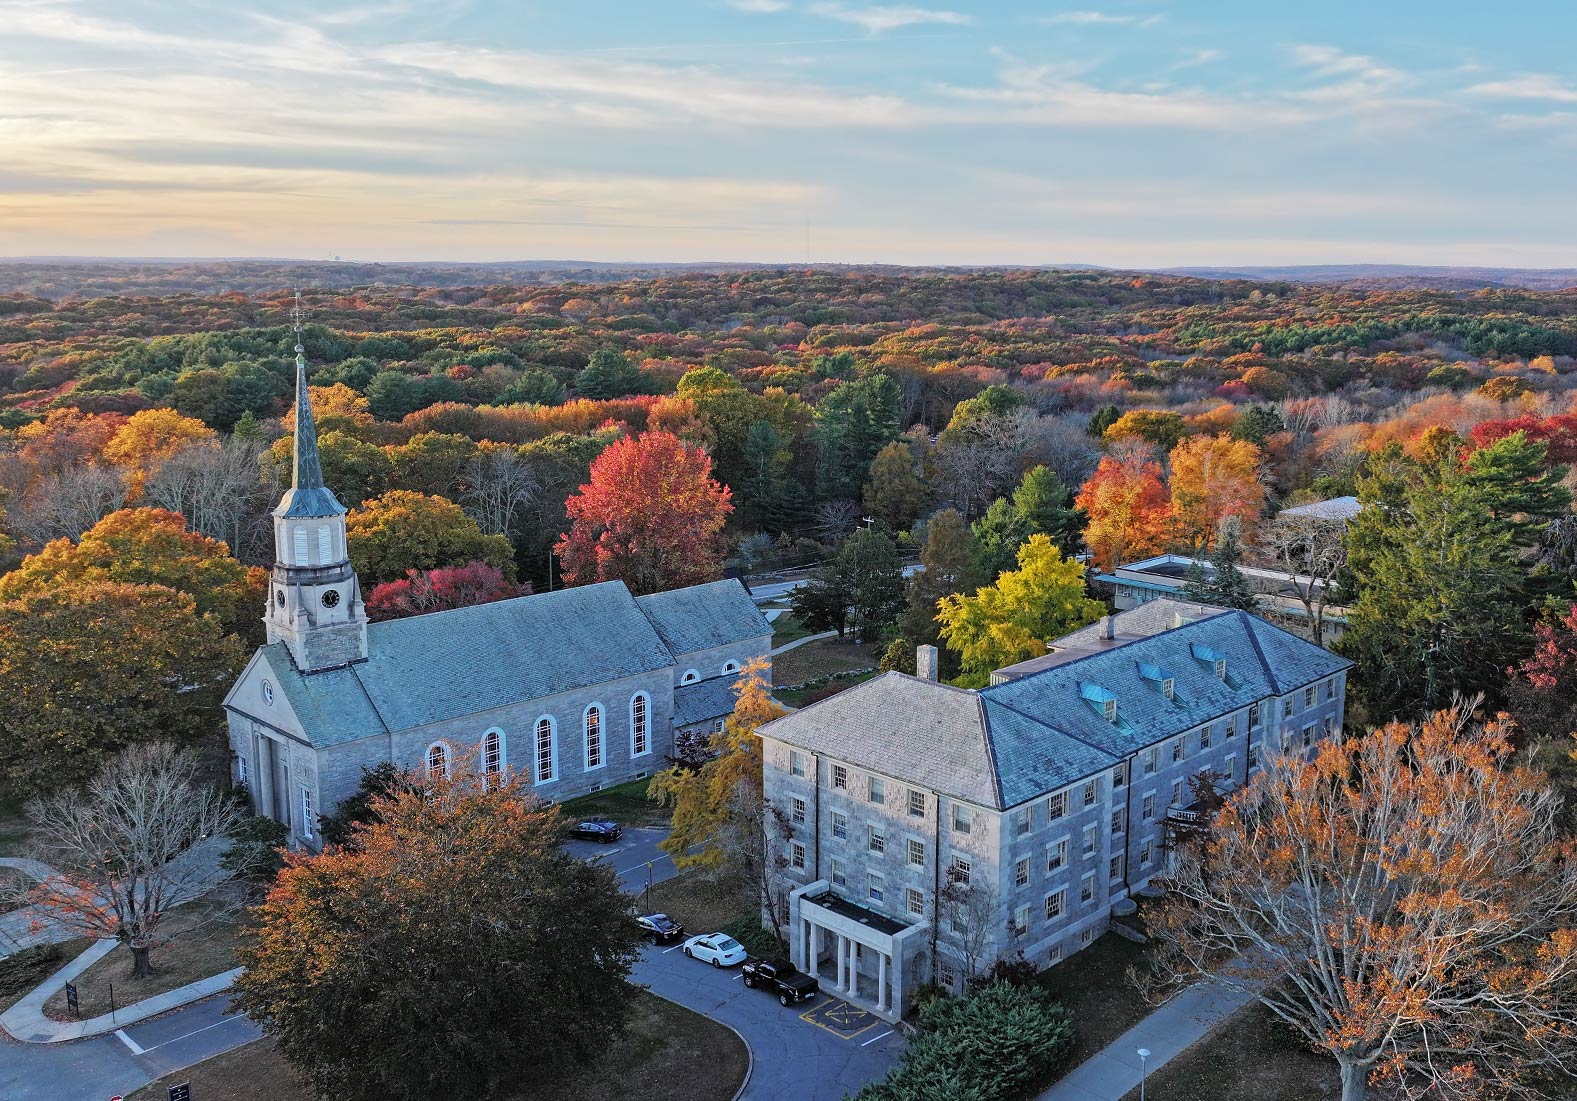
[569,818,622,843]
[636,913,685,943]
[681,933,748,968]
[741,957,820,1006]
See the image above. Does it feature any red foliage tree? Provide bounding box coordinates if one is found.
[365,561,528,622]
[555,431,732,595]
[1507,603,1577,742]
[1469,414,1577,465]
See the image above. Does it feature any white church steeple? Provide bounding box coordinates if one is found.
[265,294,368,672]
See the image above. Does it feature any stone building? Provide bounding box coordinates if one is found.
[223,330,770,847]
[757,601,1350,1021]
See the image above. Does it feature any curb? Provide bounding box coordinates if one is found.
[645,988,754,1101]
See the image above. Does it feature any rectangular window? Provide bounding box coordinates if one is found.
[832,812,847,840]
[1112,762,1126,788]
[906,887,925,916]
[1200,725,1212,749]
[868,825,886,854]
[1047,838,1068,873]
[1282,694,1295,715]
[316,526,332,565]
[714,718,726,734]
[1323,714,1336,737]
[791,843,806,870]
[792,797,806,825]
[868,776,885,805]
[301,786,314,840]
[1080,874,1095,904]
[1082,824,1098,857]
[789,750,805,778]
[908,839,925,867]
[632,696,649,756]
[1143,748,1158,776]
[1082,780,1098,807]
[584,708,602,770]
[1226,754,1239,781]
[949,856,972,885]
[1140,840,1154,866]
[1325,677,1336,701]
[1111,807,1126,835]
[832,764,848,790]
[536,721,554,782]
[1012,906,1030,936]
[1013,808,1031,835]
[1172,739,1184,763]
[1171,779,1185,806]
[908,789,926,817]
[952,804,971,834]
[1110,854,1125,882]
[1102,697,1117,722]
[236,753,249,786]
[867,873,884,903]
[1281,728,1294,752]
[951,908,968,934]
[1045,889,1066,920]
[1305,686,1316,707]
[1014,858,1030,887]
[1248,745,1260,770]
[1047,791,1068,821]
[1142,792,1157,821]
[1161,677,1175,700]
[831,858,847,888]
[1048,943,1063,964]
[1302,725,1315,749]
[1226,715,1237,738]
[1249,700,1262,728]
[1081,927,1094,946]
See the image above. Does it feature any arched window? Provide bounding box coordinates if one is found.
[681,669,700,685]
[535,717,555,783]
[426,741,450,777]
[630,693,650,757]
[721,660,741,676]
[481,730,504,775]
[584,705,603,770]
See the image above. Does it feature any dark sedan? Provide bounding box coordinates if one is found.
[635,913,685,942]
[569,818,623,843]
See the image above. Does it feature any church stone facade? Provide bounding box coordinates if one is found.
[224,331,770,848]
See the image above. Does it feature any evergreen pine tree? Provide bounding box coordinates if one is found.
[1181,520,1259,612]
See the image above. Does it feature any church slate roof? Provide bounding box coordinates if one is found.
[250,579,769,749]
[636,579,771,657]
[759,611,1351,811]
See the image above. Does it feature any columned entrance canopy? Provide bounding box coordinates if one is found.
[789,881,929,1023]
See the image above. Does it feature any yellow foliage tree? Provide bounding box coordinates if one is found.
[282,383,374,432]
[1167,433,1264,550]
[102,408,216,497]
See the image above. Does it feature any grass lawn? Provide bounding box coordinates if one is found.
[772,638,882,686]
[43,899,243,1020]
[559,776,672,829]
[1118,1002,1340,1101]
[1037,933,1155,1066]
[0,938,94,1013]
[775,670,880,709]
[642,871,783,957]
[128,991,749,1101]
[770,613,817,647]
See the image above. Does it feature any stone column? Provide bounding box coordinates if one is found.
[876,952,889,1013]
[809,924,822,981]
[847,938,860,999]
[835,934,846,991]
[255,734,277,824]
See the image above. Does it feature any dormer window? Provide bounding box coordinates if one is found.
[1102,698,1117,722]
[1191,643,1228,681]
[1162,677,1175,700]
[1138,662,1176,701]
[1081,682,1119,723]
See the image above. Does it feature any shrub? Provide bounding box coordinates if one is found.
[222,814,291,880]
[850,980,1075,1101]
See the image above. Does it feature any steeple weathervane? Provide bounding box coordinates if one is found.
[276,292,340,515]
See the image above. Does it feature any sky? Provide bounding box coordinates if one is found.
[3,0,1577,267]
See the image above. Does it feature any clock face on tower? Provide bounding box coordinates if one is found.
[321,588,341,609]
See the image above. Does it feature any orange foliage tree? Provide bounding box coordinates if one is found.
[101,408,216,493]
[556,431,731,595]
[1167,433,1264,550]
[1151,705,1577,1101]
[1075,451,1173,570]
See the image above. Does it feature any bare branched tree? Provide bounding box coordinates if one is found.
[1149,705,1577,1101]
[939,873,1002,982]
[1257,513,1349,647]
[461,447,540,537]
[930,410,1031,521]
[145,438,269,559]
[10,464,127,546]
[23,742,245,978]
[813,498,862,544]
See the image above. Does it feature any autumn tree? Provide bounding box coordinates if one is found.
[102,407,216,494]
[1508,603,1577,745]
[23,742,242,978]
[366,561,527,622]
[7,464,128,546]
[0,581,244,798]
[0,507,266,641]
[1075,451,1173,571]
[1150,706,1577,1101]
[347,490,516,587]
[650,660,797,937]
[232,770,643,1101]
[1104,408,1187,449]
[461,443,539,537]
[144,436,269,556]
[863,439,930,531]
[1168,433,1265,550]
[936,535,1104,685]
[556,431,732,595]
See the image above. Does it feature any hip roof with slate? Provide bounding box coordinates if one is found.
[758,611,1351,811]
[243,578,769,748]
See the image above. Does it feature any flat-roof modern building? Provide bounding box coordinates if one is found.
[1096,554,1350,640]
[757,607,1350,1021]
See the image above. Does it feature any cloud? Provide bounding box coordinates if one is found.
[808,4,971,33]
[1467,74,1577,103]
[1290,44,1407,99]
[1039,11,1160,26]
[723,0,792,11]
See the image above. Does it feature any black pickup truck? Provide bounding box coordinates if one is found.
[741,957,820,1006]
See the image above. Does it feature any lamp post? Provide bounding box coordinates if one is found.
[1137,1047,1151,1101]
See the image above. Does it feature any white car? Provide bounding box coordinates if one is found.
[682,932,748,968]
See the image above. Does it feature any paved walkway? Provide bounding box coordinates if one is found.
[770,630,838,655]
[1036,977,1256,1101]
[0,858,83,955]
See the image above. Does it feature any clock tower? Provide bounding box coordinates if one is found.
[265,299,368,673]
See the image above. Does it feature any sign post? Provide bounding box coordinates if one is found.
[168,1083,192,1101]
[64,981,79,1018]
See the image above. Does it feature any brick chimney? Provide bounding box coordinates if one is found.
[1100,614,1115,640]
[916,644,939,682]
